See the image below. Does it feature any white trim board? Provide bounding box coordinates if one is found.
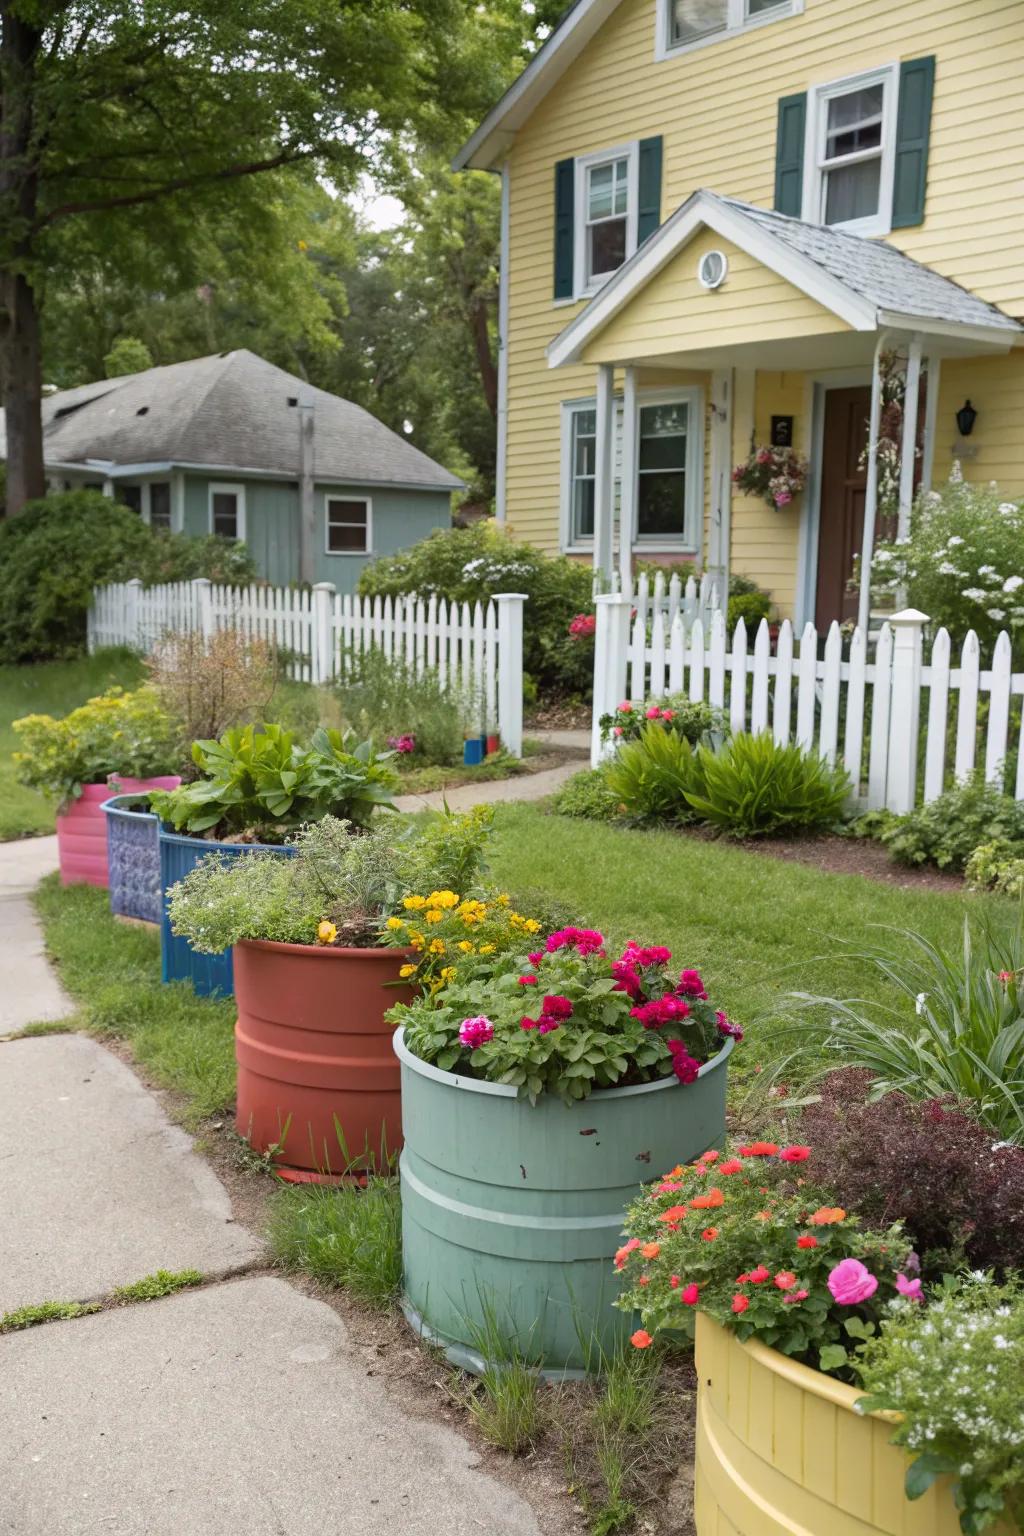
[323,491,373,557]
[208,481,246,542]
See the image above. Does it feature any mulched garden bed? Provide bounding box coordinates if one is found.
[681,823,963,892]
[526,700,592,732]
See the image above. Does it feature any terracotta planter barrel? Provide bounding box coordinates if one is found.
[234,940,414,1180]
[58,775,180,889]
[694,1313,1018,1536]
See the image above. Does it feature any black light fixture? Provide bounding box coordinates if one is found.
[956,399,978,437]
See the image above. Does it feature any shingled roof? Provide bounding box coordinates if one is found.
[6,350,462,491]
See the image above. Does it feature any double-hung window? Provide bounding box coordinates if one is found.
[209,482,245,541]
[568,408,597,544]
[148,482,172,531]
[660,0,800,58]
[573,144,638,298]
[805,66,898,235]
[325,496,371,555]
[636,401,689,541]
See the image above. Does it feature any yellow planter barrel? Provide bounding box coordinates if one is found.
[694,1313,1017,1536]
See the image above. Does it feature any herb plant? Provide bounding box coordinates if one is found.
[12,685,179,806]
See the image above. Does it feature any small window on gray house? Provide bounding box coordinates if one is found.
[116,484,143,514]
[149,482,171,531]
[326,498,370,554]
[212,491,239,539]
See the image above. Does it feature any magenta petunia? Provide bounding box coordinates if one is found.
[827,1259,878,1305]
[459,1015,494,1050]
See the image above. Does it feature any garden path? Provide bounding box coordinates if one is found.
[0,834,71,1032]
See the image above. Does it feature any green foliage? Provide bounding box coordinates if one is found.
[112,1269,202,1303]
[857,1275,1024,1535]
[683,734,851,837]
[779,913,1024,1143]
[0,491,255,663]
[461,1300,545,1454]
[336,650,466,766]
[552,768,622,822]
[268,1179,401,1309]
[150,724,396,840]
[877,777,1024,872]
[599,694,725,747]
[966,841,1024,897]
[604,724,702,823]
[103,336,153,377]
[0,1299,101,1332]
[395,803,494,898]
[358,523,595,696]
[12,685,178,805]
[727,574,773,634]
[871,469,1024,650]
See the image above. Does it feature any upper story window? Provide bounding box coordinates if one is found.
[804,65,898,236]
[658,0,801,60]
[574,144,639,298]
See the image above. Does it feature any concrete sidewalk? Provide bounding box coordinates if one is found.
[0,834,69,1032]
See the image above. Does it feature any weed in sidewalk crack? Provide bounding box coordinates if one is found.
[0,1299,101,1332]
[111,1268,204,1303]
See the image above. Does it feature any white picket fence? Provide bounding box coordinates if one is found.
[88,577,526,755]
[591,594,1024,812]
[600,569,722,631]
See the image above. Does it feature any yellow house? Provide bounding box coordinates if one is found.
[455,0,1024,627]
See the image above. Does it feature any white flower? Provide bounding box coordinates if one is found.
[947,536,965,547]
[1003,575,1023,594]
[962,588,986,602]
[987,609,1006,622]
[937,561,959,576]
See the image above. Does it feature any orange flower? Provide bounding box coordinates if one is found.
[755,1210,772,1222]
[657,1204,689,1227]
[700,1227,719,1242]
[796,1234,818,1250]
[809,1206,846,1226]
[638,1275,649,1286]
[738,1141,779,1157]
[774,1271,797,1290]
[631,1329,653,1349]
[699,1149,720,1163]
[640,1241,661,1260]
[689,1187,725,1211]
[719,1158,744,1176]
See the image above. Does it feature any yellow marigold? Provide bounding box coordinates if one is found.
[425,909,444,924]
[479,943,495,954]
[495,893,511,907]
[524,918,541,934]
[406,929,424,945]
[385,917,404,931]
[403,895,427,911]
[410,938,424,951]
[399,964,417,978]
[440,966,457,982]
[429,890,459,909]
[457,940,475,953]
[317,920,337,945]
[429,938,446,955]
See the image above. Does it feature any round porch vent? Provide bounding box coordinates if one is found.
[698,249,728,290]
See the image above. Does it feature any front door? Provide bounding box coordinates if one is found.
[815,386,871,627]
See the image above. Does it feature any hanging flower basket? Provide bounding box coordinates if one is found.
[732,446,809,510]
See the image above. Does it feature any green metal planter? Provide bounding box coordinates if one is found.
[395,1027,733,1378]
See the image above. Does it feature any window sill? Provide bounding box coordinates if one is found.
[655,0,803,63]
[325,549,372,558]
[562,542,698,557]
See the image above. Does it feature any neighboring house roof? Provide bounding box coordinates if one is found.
[548,190,1024,367]
[1,349,463,491]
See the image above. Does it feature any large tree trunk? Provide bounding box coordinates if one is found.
[0,8,46,513]
[469,293,498,421]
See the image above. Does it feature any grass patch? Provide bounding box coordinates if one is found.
[6,1018,75,1039]
[0,1299,101,1332]
[267,1178,401,1309]
[396,746,538,797]
[460,1302,545,1455]
[33,876,236,1125]
[0,647,145,840]
[111,1268,204,1303]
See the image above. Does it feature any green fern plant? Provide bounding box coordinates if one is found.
[683,733,850,838]
[604,723,701,822]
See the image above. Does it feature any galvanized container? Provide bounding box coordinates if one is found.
[158,825,294,998]
[395,1027,733,1377]
[102,794,163,924]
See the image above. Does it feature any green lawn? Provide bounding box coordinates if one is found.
[0,649,145,840]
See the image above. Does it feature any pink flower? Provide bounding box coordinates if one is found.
[621,943,672,967]
[518,975,538,986]
[667,1040,700,1084]
[827,1259,878,1306]
[680,1283,700,1306]
[645,706,662,719]
[611,960,642,998]
[661,709,675,721]
[774,490,792,506]
[541,995,573,1020]
[519,1016,538,1032]
[779,1145,811,1163]
[677,969,708,1000]
[715,1010,743,1041]
[527,952,543,968]
[630,997,690,1029]
[536,1018,561,1035]
[618,701,633,713]
[895,1272,924,1302]
[546,927,605,957]
[569,613,596,638]
[387,733,416,754]
[613,726,624,737]
[459,1015,494,1049]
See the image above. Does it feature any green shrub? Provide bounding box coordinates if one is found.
[604,723,702,823]
[684,734,850,837]
[878,777,1024,872]
[12,685,179,805]
[336,650,465,766]
[966,840,1024,897]
[358,522,594,697]
[727,574,773,634]
[0,490,257,663]
[552,767,622,822]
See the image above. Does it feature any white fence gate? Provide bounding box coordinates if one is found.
[89,577,526,756]
[591,594,1024,812]
[601,569,722,631]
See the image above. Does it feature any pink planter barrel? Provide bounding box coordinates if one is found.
[57,775,180,889]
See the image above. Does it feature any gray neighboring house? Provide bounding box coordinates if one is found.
[4,349,461,592]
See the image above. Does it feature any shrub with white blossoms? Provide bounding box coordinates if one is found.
[871,467,1024,651]
[857,1274,1024,1534]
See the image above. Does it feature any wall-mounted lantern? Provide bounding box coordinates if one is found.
[955,399,978,437]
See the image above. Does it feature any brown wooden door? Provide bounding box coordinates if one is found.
[815,386,871,627]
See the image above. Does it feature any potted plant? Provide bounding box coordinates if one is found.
[387,931,739,1375]
[149,722,397,997]
[166,810,492,1180]
[12,687,180,887]
[615,1141,1020,1536]
[732,444,809,510]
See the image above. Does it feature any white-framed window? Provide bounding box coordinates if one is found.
[325,494,372,555]
[561,387,703,553]
[147,482,172,532]
[573,143,639,299]
[657,0,802,61]
[209,482,246,542]
[804,64,898,236]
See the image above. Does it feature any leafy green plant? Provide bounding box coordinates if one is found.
[552,768,622,822]
[0,1299,101,1332]
[727,574,773,634]
[779,914,1024,1143]
[112,1268,203,1303]
[268,1178,401,1309]
[604,723,702,823]
[336,649,466,766]
[12,685,179,805]
[683,733,850,837]
[966,841,1024,897]
[878,777,1024,872]
[857,1275,1024,1535]
[149,723,396,840]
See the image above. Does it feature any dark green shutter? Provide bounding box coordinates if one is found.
[892,56,935,229]
[637,135,663,245]
[553,157,575,300]
[774,92,807,217]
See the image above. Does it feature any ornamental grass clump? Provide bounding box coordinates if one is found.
[391,931,739,1104]
[615,1140,911,1378]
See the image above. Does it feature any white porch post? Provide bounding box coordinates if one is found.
[593,364,615,586]
[897,337,923,542]
[707,368,733,598]
[857,337,887,636]
[921,353,941,493]
[618,367,638,592]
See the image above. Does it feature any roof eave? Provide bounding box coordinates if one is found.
[48,457,465,492]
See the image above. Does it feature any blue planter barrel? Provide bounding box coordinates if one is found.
[395,1027,733,1378]
[103,795,164,924]
[158,825,294,998]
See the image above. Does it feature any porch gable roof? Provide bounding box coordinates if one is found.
[547,191,1023,368]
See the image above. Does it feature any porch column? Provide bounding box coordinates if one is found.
[618,367,638,591]
[897,337,923,542]
[856,337,887,635]
[593,363,615,586]
[920,354,941,493]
